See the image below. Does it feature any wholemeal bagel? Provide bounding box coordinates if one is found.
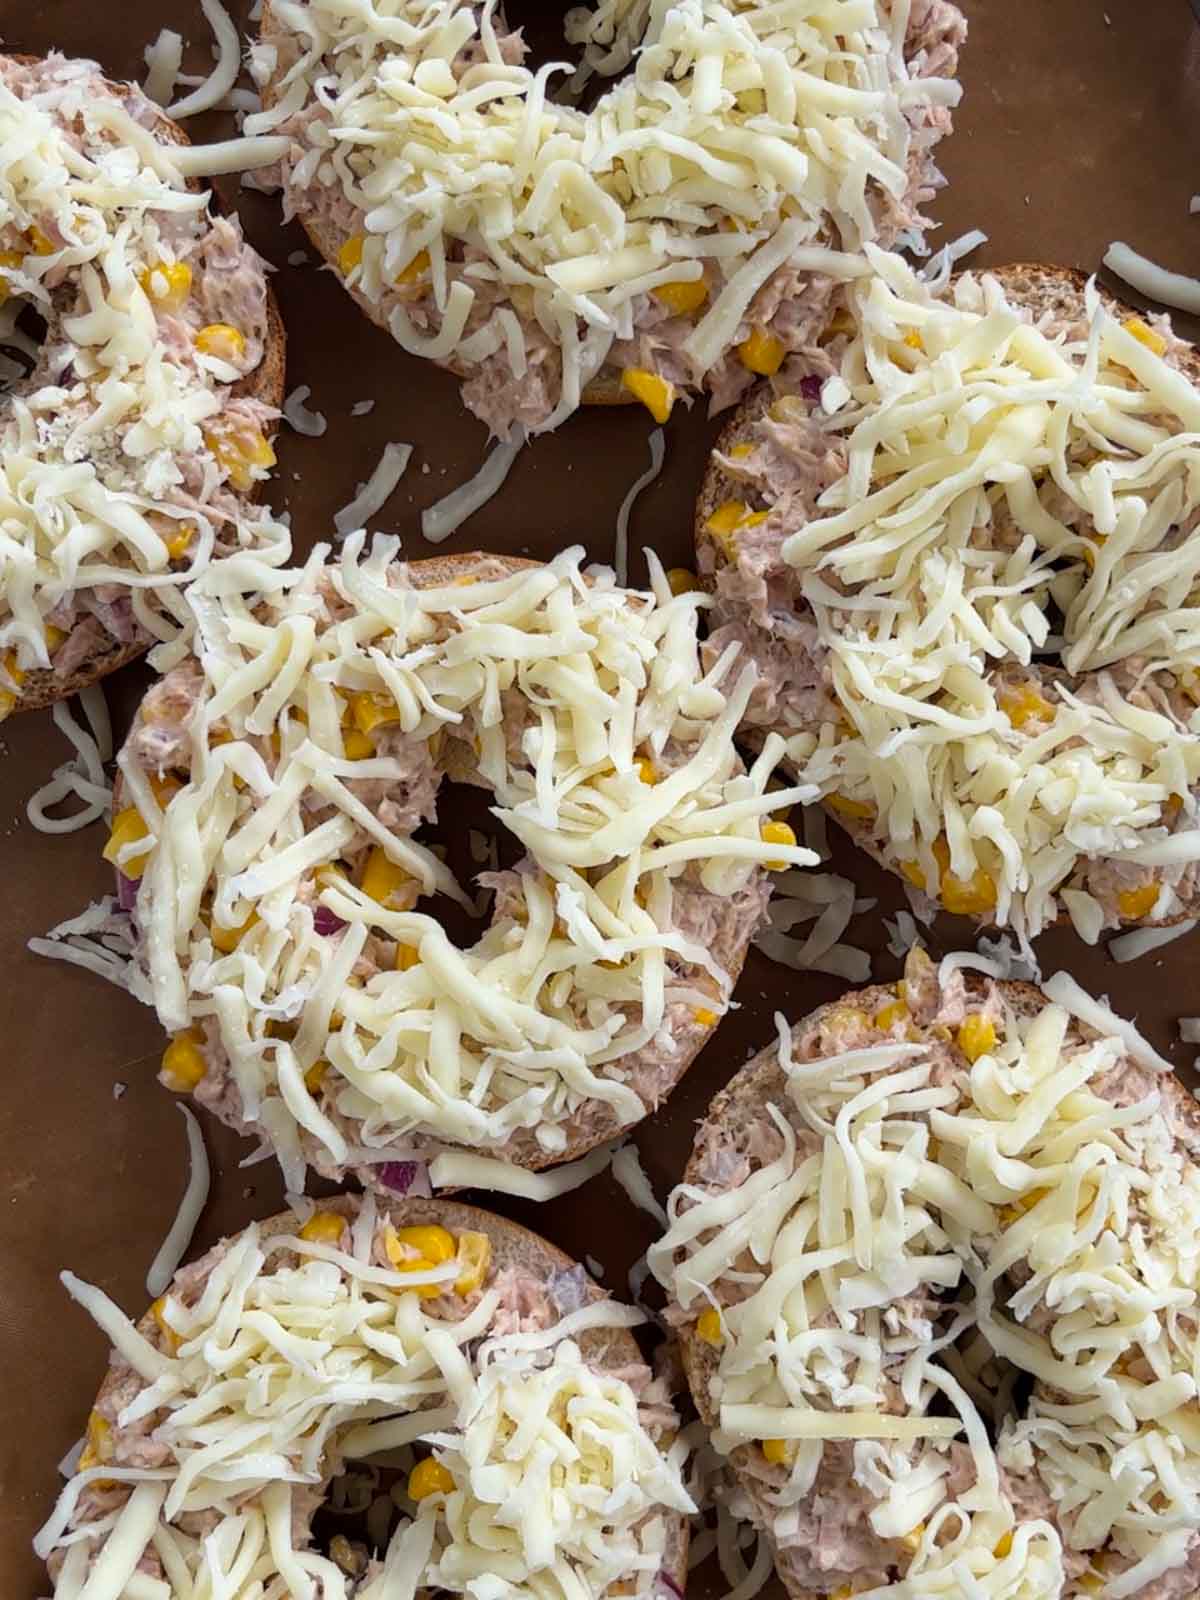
[37,1193,692,1600]
[695,251,1200,939]
[651,947,1200,1600]
[247,0,964,437]
[0,53,287,720]
[103,541,812,1190]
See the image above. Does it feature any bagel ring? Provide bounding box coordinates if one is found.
[696,252,1200,939]
[651,946,1200,1600]
[247,0,964,436]
[107,542,812,1189]
[38,1194,692,1600]
[0,52,286,718]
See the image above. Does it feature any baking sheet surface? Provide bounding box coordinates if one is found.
[2,0,1200,1591]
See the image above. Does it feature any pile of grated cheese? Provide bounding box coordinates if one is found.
[119,538,814,1188]
[246,0,960,430]
[771,246,1200,938]
[37,1197,693,1600]
[651,961,1200,1599]
[0,56,288,704]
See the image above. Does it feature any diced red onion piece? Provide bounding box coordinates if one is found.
[379,1160,429,1196]
[313,905,346,936]
[659,1572,685,1599]
[116,871,138,912]
[799,374,823,402]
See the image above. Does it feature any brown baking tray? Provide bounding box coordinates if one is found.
[3,0,1200,1592]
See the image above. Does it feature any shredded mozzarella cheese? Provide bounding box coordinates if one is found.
[247,0,962,431]
[421,434,524,543]
[333,442,413,537]
[145,1105,210,1297]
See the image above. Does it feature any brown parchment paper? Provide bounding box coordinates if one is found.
[2,0,1200,1592]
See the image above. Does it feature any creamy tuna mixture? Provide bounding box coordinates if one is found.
[38,1197,691,1600]
[651,948,1200,1600]
[0,54,284,711]
[701,252,1200,938]
[246,0,964,437]
[109,543,805,1189]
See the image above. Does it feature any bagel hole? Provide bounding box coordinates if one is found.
[310,1458,413,1579]
[411,775,524,947]
[0,300,49,391]
[499,7,630,114]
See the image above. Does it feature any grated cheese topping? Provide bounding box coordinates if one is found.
[119,538,814,1189]
[652,955,1200,1598]
[766,247,1200,937]
[247,0,962,433]
[0,54,288,712]
[39,1201,692,1600]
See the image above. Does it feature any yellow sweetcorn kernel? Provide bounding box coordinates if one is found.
[696,1307,724,1345]
[706,499,750,537]
[342,729,375,760]
[901,1524,925,1554]
[831,1588,854,1599]
[27,224,55,255]
[694,1007,719,1026]
[395,942,420,971]
[760,819,796,869]
[761,1438,796,1465]
[737,326,785,375]
[900,858,927,890]
[79,1410,114,1475]
[161,1030,207,1092]
[362,845,409,906]
[102,807,152,878]
[453,1231,492,1295]
[396,249,431,286]
[1118,882,1159,920]
[999,1187,1048,1227]
[384,1225,452,1298]
[993,1532,1014,1558]
[1123,316,1167,356]
[165,524,195,561]
[392,1225,456,1264]
[999,682,1055,729]
[150,1297,181,1352]
[195,323,247,362]
[637,758,658,785]
[211,909,257,953]
[729,442,755,459]
[957,1013,996,1064]
[44,624,67,651]
[338,235,365,275]
[621,367,675,424]
[874,1000,910,1031]
[652,278,709,316]
[408,1458,454,1502]
[298,1211,347,1245]
[2,649,25,687]
[0,247,21,276]
[139,259,192,309]
[304,1058,330,1092]
[351,691,401,735]
[902,330,924,350]
[203,419,276,491]
[827,792,874,821]
[933,838,997,918]
[666,567,700,594]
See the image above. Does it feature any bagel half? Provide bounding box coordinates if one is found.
[111,546,776,1186]
[664,958,1200,1600]
[66,1194,688,1595]
[695,263,1200,931]
[4,54,286,718]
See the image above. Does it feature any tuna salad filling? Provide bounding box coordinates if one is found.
[0,54,283,710]
[247,0,964,437]
[699,252,1200,936]
[651,948,1200,1600]
[38,1196,692,1600]
[102,543,805,1189]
